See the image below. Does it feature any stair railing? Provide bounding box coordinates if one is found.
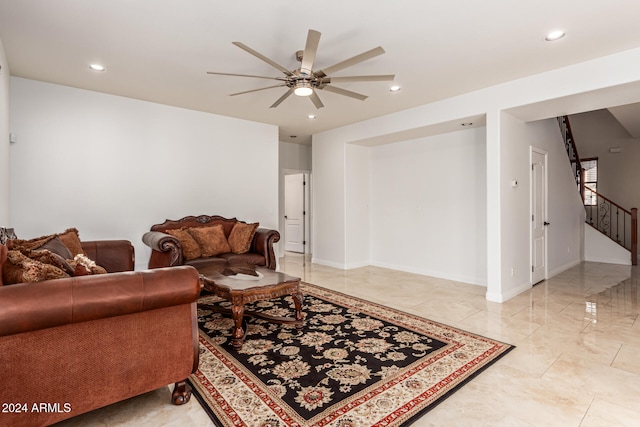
[557,116,584,200]
[584,187,637,265]
[558,115,637,265]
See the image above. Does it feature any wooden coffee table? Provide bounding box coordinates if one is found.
[198,266,304,350]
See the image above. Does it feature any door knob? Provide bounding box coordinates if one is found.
[543,221,550,226]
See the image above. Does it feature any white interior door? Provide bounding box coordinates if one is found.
[531,148,548,285]
[284,173,305,253]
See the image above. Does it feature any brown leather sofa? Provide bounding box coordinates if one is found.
[143,214,280,271]
[0,240,201,427]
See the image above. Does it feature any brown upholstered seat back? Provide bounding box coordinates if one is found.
[151,215,238,237]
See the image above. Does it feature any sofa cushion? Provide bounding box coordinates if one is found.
[227,222,259,254]
[165,228,202,260]
[184,256,230,270]
[217,252,266,267]
[188,224,231,257]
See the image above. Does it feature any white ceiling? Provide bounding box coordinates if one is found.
[1,0,640,145]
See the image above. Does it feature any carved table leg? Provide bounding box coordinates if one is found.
[292,291,304,329]
[231,304,246,350]
[172,380,192,405]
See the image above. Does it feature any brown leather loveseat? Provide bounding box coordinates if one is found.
[143,214,280,271]
[0,240,201,427]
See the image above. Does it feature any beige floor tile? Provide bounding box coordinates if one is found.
[542,353,640,414]
[611,342,640,375]
[580,398,640,427]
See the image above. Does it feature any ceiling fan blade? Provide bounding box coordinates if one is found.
[270,88,294,108]
[300,29,321,77]
[317,46,386,76]
[207,71,284,81]
[321,74,395,83]
[309,91,324,109]
[321,85,368,101]
[232,41,293,76]
[230,84,286,96]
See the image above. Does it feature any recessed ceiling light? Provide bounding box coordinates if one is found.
[389,85,401,92]
[307,114,316,119]
[544,30,565,41]
[89,64,106,72]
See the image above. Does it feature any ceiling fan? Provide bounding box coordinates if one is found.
[207,29,395,109]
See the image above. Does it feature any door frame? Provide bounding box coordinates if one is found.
[530,146,548,285]
[281,169,312,256]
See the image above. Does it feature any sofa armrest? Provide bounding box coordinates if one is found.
[252,228,281,270]
[143,231,183,268]
[0,266,200,337]
[82,240,135,273]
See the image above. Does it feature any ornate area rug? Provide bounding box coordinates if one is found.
[189,282,514,426]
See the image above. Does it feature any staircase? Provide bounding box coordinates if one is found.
[557,116,638,265]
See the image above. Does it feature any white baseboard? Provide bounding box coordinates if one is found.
[370,260,487,287]
[311,257,347,270]
[584,255,631,266]
[547,258,583,278]
[485,281,531,303]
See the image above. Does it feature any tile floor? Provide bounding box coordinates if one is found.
[55,255,640,426]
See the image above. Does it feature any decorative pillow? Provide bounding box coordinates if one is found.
[27,248,75,275]
[9,228,85,257]
[188,225,231,257]
[165,228,202,260]
[68,254,108,276]
[57,228,85,257]
[35,236,74,260]
[227,222,259,254]
[3,250,70,284]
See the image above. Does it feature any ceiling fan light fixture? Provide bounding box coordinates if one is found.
[294,81,313,97]
[545,30,565,41]
[89,63,106,72]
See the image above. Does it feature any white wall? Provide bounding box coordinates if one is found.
[584,224,631,265]
[345,144,370,268]
[499,114,584,294]
[279,141,311,171]
[313,46,640,302]
[311,137,345,267]
[9,77,279,269]
[0,38,10,226]
[370,128,487,285]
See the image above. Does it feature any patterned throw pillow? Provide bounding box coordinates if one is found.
[188,224,231,257]
[27,248,74,275]
[3,250,70,284]
[165,228,202,260]
[9,228,84,257]
[227,222,259,254]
